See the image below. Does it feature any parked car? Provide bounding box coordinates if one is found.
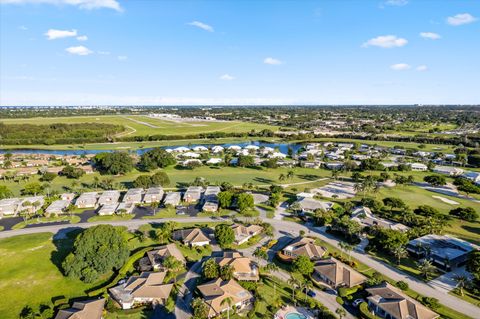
[325,288,338,295]
[303,288,316,297]
[352,299,364,307]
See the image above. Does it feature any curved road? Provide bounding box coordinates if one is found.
[0,215,478,318]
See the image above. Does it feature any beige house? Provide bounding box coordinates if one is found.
[282,237,326,261]
[183,186,204,203]
[54,298,105,319]
[231,224,263,245]
[197,278,254,318]
[123,188,143,204]
[143,187,164,204]
[109,271,173,310]
[145,244,186,271]
[312,257,366,288]
[215,252,259,281]
[75,192,98,209]
[366,283,439,319]
[172,228,211,247]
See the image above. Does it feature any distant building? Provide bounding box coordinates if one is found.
[54,298,105,319]
[407,234,476,271]
[462,171,480,185]
[410,163,428,171]
[351,206,409,232]
[432,166,464,176]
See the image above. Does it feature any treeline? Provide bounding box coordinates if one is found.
[0,122,124,145]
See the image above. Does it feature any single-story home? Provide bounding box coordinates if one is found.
[432,166,464,176]
[312,257,367,288]
[282,237,326,261]
[410,163,428,171]
[45,200,70,215]
[109,271,173,310]
[202,186,221,212]
[143,187,164,204]
[462,171,480,185]
[183,186,203,203]
[98,203,118,216]
[164,192,181,207]
[172,228,211,247]
[294,197,333,213]
[75,192,98,209]
[231,224,263,245]
[116,202,135,215]
[0,198,22,217]
[123,188,143,204]
[197,278,254,318]
[97,190,120,206]
[54,298,105,319]
[351,206,410,232]
[145,244,186,271]
[215,252,259,281]
[366,283,438,319]
[60,193,76,202]
[19,196,45,213]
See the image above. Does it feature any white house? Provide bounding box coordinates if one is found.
[45,200,70,215]
[98,190,120,206]
[164,192,181,206]
[75,192,98,209]
[206,158,223,165]
[0,198,21,217]
[410,163,428,171]
[143,187,164,204]
[123,188,143,204]
[433,166,464,176]
[192,145,208,152]
[211,145,224,153]
[98,203,118,215]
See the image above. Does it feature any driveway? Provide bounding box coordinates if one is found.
[428,266,473,293]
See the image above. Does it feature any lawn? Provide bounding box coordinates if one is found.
[0,233,105,319]
[12,215,80,229]
[0,115,279,138]
[87,214,135,222]
[175,242,212,262]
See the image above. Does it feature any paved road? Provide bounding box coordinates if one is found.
[1,214,478,317]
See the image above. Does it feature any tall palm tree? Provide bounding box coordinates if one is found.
[393,246,408,265]
[453,274,469,296]
[287,170,295,180]
[288,276,300,306]
[303,280,313,303]
[417,259,436,280]
[221,296,234,319]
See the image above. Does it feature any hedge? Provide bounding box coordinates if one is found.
[359,302,378,319]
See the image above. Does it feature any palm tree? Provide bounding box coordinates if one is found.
[453,274,469,296]
[220,296,234,319]
[302,280,313,303]
[331,169,339,180]
[288,276,300,306]
[343,243,354,264]
[336,308,346,319]
[264,263,279,276]
[287,170,294,180]
[393,246,408,265]
[417,259,436,280]
[354,182,364,197]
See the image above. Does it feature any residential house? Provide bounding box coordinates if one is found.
[45,200,70,216]
[410,163,428,171]
[123,188,143,204]
[282,237,326,261]
[366,283,439,319]
[407,234,475,271]
[251,193,269,205]
[351,207,409,232]
[97,190,120,206]
[462,171,480,185]
[75,192,98,209]
[183,186,203,203]
[206,158,223,165]
[231,224,263,245]
[164,192,181,206]
[0,198,21,217]
[180,159,202,167]
[54,298,105,319]
[144,244,186,271]
[312,257,366,288]
[211,145,224,154]
[116,202,135,215]
[143,187,164,204]
[432,166,464,176]
[197,278,254,318]
[19,196,45,214]
[109,271,173,310]
[325,162,344,170]
[202,186,221,212]
[172,228,212,247]
[61,193,76,202]
[192,145,208,152]
[294,197,333,213]
[98,203,118,216]
[215,252,259,281]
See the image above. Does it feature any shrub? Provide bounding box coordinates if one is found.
[338,285,360,297]
[420,297,440,310]
[359,302,376,319]
[395,280,409,291]
[336,296,344,305]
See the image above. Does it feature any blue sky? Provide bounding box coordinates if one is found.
[0,0,479,106]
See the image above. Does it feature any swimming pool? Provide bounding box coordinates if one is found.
[285,313,307,319]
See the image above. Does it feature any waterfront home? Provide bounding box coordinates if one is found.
[98,203,118,216]
[181,152,201,159]
[109,271,173,310]
[325,162,344,170]
[174,146,190,153]
[172,228,212,247]
[193,145,209,152]
[123,188,143,204]
[197,278,254,318]
[143,187,164,204]
[145,244,186,271]
[366,283,438,319]
[282,237,326,261]
[54,298,105,319]
[75,192,98,209]
[228,145,242,151]
[312,257,366,288]
[407,234,475,271]
[97,190,120,206]
[215,252,259,281]
[269,152,287,159]
[164,192,181,207]
[45,200,70,216]
[180,159,202,167]
[202,186,221,212]
[0,198,21,217]
[211,145,224,153]
[351,206,409,232]
[183,186,204,203]
[231,224,263,245]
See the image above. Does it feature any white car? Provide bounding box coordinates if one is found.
[352,299,364,307]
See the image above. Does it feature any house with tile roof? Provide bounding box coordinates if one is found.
[312,257,366,288]
[215,252,259,281]
[54,298,105,319]
[282,237,327,261]
[172,228,212,247]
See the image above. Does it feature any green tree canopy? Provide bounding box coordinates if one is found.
[215,224,235,248]
[292,255,314,275]
[236,193,254,212]
[139,148,176,171]
[93,152,133,175]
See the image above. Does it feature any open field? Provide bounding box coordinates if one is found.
[0,115,279,138]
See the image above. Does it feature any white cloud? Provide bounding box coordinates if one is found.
[117,55,127,61]
[264,57,283,65]
[76,35,88,41]
[362,35,407,48]
[65,45,93,56]
[384,0,408,6]
[420,32,441,40]
[45,29,77,40]
[1,0,122,11]
[188,21,214,32]
[219,74,235,81]
[416,65,428,71]
[97,51,111,55]
[447,13,477,26]
[390,63,411,71]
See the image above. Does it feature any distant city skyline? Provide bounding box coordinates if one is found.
[1,0,479,106]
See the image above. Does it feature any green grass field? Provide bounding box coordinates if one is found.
[0,115,279,138]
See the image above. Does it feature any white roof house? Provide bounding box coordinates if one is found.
[98,190,121,206]
[181,152,201,158]
[75,192,98,208]
[143,187,164,204]
[60,193,76,202]
[295,197,333,212]
[0,198,21,217]
[181,159,202,167]
[269,152,287,159]
[351,206,409,232]
[206,158,223,165]
[245,145,260,150]
[98,203,118,215]
[433,166,464,176]
[20,196,45,213]
[325,162,344,170]
[410,163,428,171]
[260,147,274,154]
[184,186,204,203]
[173,146,190,153]
[211,146,224,153]
[123,188,143,204]
[45,200,70,215]
[116,202,135,214]
[164,192,181,206]
[192,146,209,152]
[228,145,242,151]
